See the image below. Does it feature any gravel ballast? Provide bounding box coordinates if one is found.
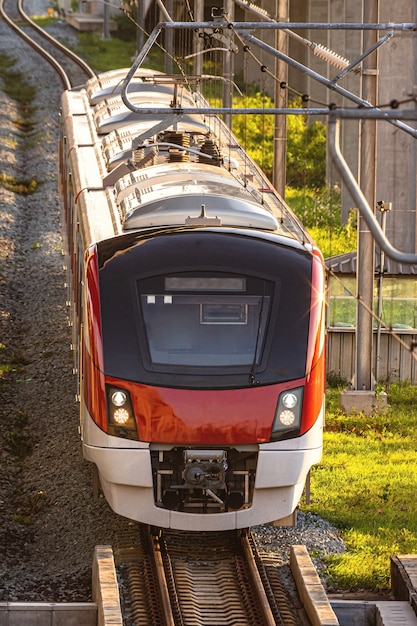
[0,2,345,602]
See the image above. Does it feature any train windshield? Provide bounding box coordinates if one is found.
[137,275,273,367]
[98,231,312,388]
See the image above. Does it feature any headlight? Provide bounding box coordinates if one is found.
[113,407,130,425]
[279,409,296,426]
[271,387,303,439]
[282,392,298,409]
[106,385,138,440]
[111,390,127,407]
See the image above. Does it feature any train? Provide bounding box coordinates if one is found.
[59,65,326,532]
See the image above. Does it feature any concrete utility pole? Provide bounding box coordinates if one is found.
[355,0,378,393]
[222,0,234,129]
[340,0,389,414]
[273,0,288,197]
[137,0,145,55]
[165,0,174,74]
[194,0,203,78]
[101,0,111,39]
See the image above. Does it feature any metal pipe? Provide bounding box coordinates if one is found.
[155,0,173,22]
[120,26,162,107]
[375,207,390,382]
[121,21,417,137]
[328,117,417,264]
[331,30,392,83]
[160,21,416,31]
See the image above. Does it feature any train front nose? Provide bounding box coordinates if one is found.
[182,449,227,489]
[152,447,256,514]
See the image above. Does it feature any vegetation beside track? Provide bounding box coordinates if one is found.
[303,382,417,591]
[70,31,136,71]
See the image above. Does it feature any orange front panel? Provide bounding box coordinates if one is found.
[83,343,107,431]
[105,377,304,445]
[301,349,326,434]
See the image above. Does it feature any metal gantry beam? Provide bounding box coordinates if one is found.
[121,20,417,138]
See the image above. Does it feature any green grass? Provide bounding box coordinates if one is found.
[286,187,357,257]
[72,32,137,72]
[0,54,37,112]
[303,382,417,591]
[31,16,56,27]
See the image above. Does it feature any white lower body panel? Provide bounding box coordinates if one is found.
[83,413,323,531]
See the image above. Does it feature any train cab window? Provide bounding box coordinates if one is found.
[137,274,274,369]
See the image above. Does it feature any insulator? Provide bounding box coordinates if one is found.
[164,130,190,147]
[165,131,190,162]
[131,147,144,166]
[132,148,157,168]
[312,43,349,70]
[198,139,222,166]
[167,147,189,162]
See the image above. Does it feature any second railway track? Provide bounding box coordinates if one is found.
[0,0,95,88]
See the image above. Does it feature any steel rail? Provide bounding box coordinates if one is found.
[150,534,176,626]
[240,534,278,626]
[0,0,95,89]
[154,529,281,625]
[17,0,96,82]
[0,0,71,89]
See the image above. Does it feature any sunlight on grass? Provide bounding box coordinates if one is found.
[73,34,137,72]
[303,383,417,591]
[286,187,356,257]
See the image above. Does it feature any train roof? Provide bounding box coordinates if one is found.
[115,162,278,231]
[86,67,164,105]
[93,90,196,135]
[62,68,314,245]
[102,119,209,171]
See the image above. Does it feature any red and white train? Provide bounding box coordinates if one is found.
[59,66,326,531]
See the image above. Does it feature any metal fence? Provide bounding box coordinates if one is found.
[326,328,417,385]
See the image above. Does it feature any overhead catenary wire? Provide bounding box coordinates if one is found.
[233,0,351,71]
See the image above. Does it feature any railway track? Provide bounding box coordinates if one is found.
[0,3,319,621]
[113,524,311,626]
[0,0,95,88]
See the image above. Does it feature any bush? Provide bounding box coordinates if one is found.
[112,11,137,41]
[232,92,275,180]
[286,97,327,188]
